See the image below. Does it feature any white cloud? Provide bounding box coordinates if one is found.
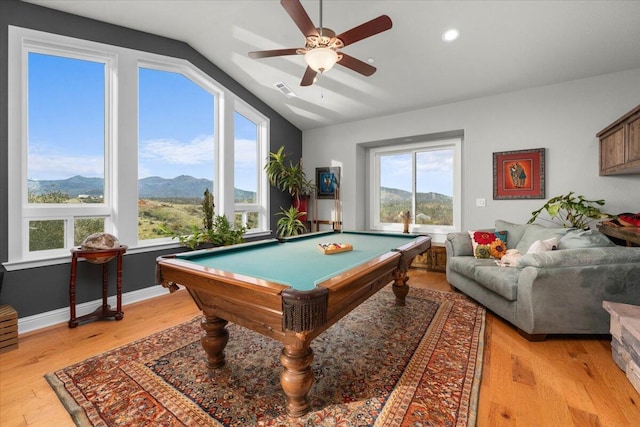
[234,138,257,167]
[140,134,215,165]
[28,153,104,180]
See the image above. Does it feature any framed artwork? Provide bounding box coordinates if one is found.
[316,167,340,199]
[493,148,545,199]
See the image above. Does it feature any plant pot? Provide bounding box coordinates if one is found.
[293,197,309,222]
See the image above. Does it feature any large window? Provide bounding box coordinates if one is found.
[234,103,268,232]
[21,48,113,259]
[369,138,461,237]
[138,66,216,241]
[7,27,269,269]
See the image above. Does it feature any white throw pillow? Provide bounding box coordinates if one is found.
[527,237,558,253]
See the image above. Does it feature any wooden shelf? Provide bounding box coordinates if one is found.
[597,104,640,175]
[598,224,640,247]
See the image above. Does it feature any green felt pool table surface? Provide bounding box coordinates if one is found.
[174,230,421,291]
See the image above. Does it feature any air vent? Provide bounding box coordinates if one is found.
[275,82,296,98]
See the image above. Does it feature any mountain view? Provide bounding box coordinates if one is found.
[27,175,453,230]
[29,175,452,205]
[28,175,256,201]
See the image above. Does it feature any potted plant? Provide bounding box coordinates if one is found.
[163,188,246,249]
[276,206,307,237]
[528,191,612,229]
[265,146,315,220]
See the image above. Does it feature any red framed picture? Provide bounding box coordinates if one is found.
[493,148,545,199]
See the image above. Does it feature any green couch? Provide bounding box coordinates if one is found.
[445,220,640,340]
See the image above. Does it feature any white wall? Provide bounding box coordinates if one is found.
[303,68,640,238]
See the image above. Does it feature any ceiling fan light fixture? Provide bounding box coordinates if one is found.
[305,47,338,73]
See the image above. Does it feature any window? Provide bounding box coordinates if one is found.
[138,66,215,241]
[233,103,268,232]
[17,46,114,260]
[7,27,269,269]
[368,138,461,237]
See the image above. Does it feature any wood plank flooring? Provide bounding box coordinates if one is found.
[1,269,639,426]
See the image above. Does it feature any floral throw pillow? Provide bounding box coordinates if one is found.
[468,230,508,259]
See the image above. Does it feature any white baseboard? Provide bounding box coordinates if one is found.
[17,285,169,334]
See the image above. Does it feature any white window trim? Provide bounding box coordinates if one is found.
[368,138,462,241]
[5,26,270,270]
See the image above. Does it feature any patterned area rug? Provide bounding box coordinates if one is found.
[46,287,485,426]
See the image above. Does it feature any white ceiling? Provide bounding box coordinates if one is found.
[24,0,640,131]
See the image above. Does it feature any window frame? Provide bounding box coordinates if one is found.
[233,99,269,233]
[6,26,270,270]
[368,137,462,238]
[135,60,221,245]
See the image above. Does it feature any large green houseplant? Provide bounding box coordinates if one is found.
[265,146,315,232]
[265,146,315,201]
[276,206,308,238]
[528,191,612,229]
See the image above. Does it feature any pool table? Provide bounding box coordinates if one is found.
[156,230,431,417]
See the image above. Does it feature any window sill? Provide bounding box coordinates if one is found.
[2,231,273,271]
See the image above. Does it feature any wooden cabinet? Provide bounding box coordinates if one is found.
[412,244,447,272]
[597,104,640,175]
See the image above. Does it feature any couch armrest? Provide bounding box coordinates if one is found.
[517,246,640,269]
[446,232,474,257]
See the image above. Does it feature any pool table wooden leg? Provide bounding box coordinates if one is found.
[280,344,314,417]
[391,269,410,306]
[200,315,229,369]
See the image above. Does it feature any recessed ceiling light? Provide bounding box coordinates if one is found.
[367,57,375,64]
[442,28,460,42]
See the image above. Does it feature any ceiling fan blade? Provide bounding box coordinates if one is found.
[337,53,377,76]
[280,0,319,38]
[248,48,301,59]
[300,66,318,86]
[337,15,392,47]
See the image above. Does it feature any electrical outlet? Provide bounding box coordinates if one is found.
[476,198,486,207]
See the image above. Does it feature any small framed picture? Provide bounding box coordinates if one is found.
[493,148,545,199]
[316,167,340,199]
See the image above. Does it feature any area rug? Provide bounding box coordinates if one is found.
[46,287,485,427]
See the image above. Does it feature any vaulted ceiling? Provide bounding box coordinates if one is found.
[24,0,640,130]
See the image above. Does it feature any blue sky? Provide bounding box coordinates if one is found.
[380,149,454,196]
[28,53,258,192]
[27,53,449,196]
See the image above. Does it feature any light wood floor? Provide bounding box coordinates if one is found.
[1,269,639,426]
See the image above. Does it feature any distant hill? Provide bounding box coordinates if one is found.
[28,175,104,197]
[138,175,214,199]
[27,176,450,203]
[381,187,452,204]
[28,175,256,201]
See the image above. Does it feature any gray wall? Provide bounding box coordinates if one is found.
[303,68,640,242]
[0,0,301,318]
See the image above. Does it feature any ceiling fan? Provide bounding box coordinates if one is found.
[248,0,392,86]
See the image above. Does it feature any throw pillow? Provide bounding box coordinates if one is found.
[558,229,616,249]
[494,220,530,248]
[515,226,573,254]
[527,237,558,253]
[469,230,508,259]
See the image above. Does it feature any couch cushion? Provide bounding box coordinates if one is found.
[473,266,520,301]
[558,229,616,249]
[448,256,496,280]
[447,232,474,257]
[495,220,530,248]
[515,226,573,254]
